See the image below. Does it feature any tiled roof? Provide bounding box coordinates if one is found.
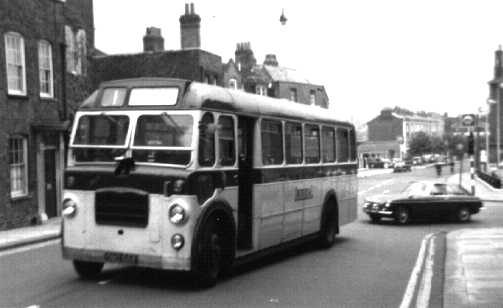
[263,65,312,84]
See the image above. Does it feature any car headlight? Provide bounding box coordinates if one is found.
[169,204,188,225]
[384,201,391,208]
[62,198,78,218]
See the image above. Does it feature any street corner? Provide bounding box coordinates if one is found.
[399,231,446,308]
[444,228,503,308]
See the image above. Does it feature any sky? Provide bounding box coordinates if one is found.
[94,0,503,125]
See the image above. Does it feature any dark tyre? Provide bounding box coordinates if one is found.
[369,214,381,223]
[73,260,104,279]
[318,201,338,249]
[455,206,471,222]
[394,207,410,225]
[193,214,233,288]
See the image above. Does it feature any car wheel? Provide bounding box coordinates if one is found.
[395,207,410,225]
[369,214,381,223]
[455,206,471,222]
[73,260,104,279]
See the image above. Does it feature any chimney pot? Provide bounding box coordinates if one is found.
[185,3,189,14]
[190,3,195,14]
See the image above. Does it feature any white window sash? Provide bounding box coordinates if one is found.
[4,33,26,95]
[38,41,54,97]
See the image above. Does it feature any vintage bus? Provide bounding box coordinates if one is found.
[61,78,358,287]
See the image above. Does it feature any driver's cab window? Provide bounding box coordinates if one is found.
[198,113,215,167]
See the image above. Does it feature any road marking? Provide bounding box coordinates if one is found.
[416,236,435,307]
[358,179,393,195]
[399,233,434,308]
[0,239,60,258]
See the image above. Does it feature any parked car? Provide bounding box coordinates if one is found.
[367,158,391,168]
[362,181,483,224]
[393,161,412,172]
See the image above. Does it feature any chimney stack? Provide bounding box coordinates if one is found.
[495,45,503,79]
[143,27,164,52]
[264,54,278,66]
[179,2,201,50]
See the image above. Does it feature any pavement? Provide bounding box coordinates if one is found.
[0,168,501,307]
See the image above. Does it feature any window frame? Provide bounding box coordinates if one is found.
[4,32,27,96]
[38,40,54,98]
[217,114,236,167]
[304,123,321,164]
[260,118,284,166]
[321,126,336,163]
[9,135,29,199]
[198,112,216,167]
[285,121,303,165]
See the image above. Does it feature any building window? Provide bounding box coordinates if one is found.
[4,32,26,95]
[9,136,28,198]
[309,90,316,105]
[289,88,298,102]
[228,78,237,89]
[38,40,54,98]
[256,85,267,96]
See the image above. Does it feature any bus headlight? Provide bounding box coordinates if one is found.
[62,198,78,218]
[169,204,187,225]
[171,234,185,250]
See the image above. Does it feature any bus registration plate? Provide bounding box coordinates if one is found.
[104,252,138,265]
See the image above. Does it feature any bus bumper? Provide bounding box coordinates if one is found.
[62,246,191,271]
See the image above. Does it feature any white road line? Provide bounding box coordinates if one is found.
[0,239,60,258]
[416,236,435,308]
[399,233,433,308]
[358,179,393,195]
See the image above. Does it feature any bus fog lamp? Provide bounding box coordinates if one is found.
[62,198,78,218]
[171,234,185,250]
[169,204,187,225]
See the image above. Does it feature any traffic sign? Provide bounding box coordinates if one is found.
[461,114,475,127]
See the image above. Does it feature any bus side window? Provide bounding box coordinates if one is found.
[261,119,283,165]
[305,124,320,164]
[322,126,336,163]
[336,127,349,162]
[218,116,236,166]
[198,113,215,166]
[285,122,303,164]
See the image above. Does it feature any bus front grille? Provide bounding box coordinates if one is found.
[95,188,149,228]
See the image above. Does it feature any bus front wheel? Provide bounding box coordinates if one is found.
[193,214,232,288]
[73,260,104,279]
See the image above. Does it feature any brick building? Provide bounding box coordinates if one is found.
[92,4,223,87]
[0,0,95,229]
[229,42,329,108]
[358,108,444,166]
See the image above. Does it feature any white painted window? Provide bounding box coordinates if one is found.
[65,26,86,75]
[256,85,266,96]
[309,90,316,105]
[38,40,54,98]
[4,32,26,95]
[9,136,28,198]
[228,78,237,89]
[289,88,298,102]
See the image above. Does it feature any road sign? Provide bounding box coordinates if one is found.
[461,114,475,127]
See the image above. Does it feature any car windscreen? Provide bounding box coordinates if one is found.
[403,182,427,196]
[132,113,193,165]
[73,114,129,146]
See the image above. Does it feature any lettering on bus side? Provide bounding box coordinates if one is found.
[294,187,314,201]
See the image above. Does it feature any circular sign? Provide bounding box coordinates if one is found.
[461,114,475,126]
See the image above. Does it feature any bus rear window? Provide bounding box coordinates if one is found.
[129,88,179,106]
[73,115,129,146]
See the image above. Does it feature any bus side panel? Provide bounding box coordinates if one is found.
[215,186,239,223]
[302,179,323,235]
[63,190,93,249]
[337,175,358,226]
[282,180,303,241]
[254,182,284,249]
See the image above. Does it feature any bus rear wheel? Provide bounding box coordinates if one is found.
[73,260,104,279]
[318,202,338,249]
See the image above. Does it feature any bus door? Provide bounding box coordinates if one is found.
[237,116,255,250]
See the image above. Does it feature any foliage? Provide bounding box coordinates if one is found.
[408,132,432,156]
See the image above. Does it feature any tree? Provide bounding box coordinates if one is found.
[408,132,431,156]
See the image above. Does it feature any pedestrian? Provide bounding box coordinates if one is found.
[449,160,454,174]
[435,163,442,176]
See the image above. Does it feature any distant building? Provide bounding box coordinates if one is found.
[229,42,329,108]
[487,46,503,164]
[358,108,444,166]
[0,0,95,229]
[92,3,223,87]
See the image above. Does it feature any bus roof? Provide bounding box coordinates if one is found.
[86,78,353,128]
